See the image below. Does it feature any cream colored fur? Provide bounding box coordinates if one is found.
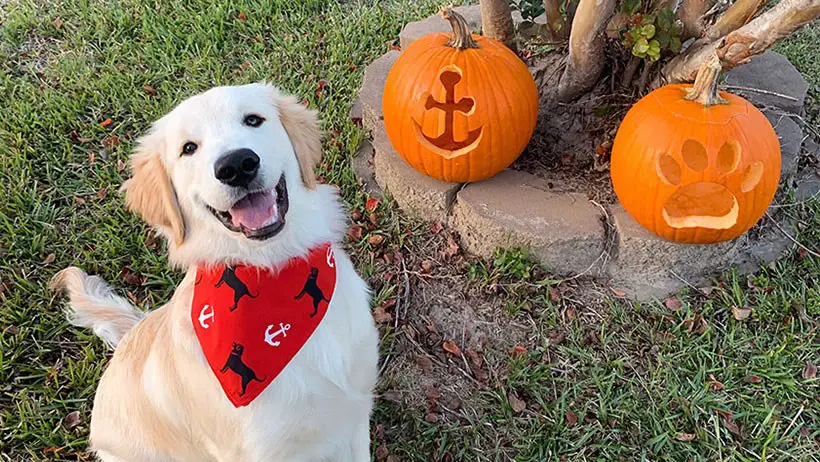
[51,83,379,462]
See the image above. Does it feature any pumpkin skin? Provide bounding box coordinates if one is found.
[611,79,781,244]
[382,10,538,183]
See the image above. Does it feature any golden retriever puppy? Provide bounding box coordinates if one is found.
[52,83,379,461]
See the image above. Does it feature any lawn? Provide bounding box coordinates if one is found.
[0,0,818,461]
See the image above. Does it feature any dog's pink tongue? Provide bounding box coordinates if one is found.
[230,191,277,230]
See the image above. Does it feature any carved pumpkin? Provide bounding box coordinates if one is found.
[611,57,780,244]
[382,9,538,183]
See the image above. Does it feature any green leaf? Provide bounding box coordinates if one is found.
[623,0,641,15]
[632,37,649,57]
[641,24,656,39]
[670,36,682,53]
[649,39,661,52]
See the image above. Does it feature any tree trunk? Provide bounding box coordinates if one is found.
[556,0,616,101]
[659,0,820,85]
[480,0,516,49]
[544,0,568,40]
[678,0,709,40]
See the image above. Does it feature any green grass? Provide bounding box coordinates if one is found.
[1,0,818,460]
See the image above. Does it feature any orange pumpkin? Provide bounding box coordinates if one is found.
[611,56,780,244]
[382,9,538,183]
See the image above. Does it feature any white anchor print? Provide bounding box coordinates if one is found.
[198,304,214,329]
[264,322,292,347]
[326,246,335,268]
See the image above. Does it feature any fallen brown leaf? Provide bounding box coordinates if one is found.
[63,410,81,429]
[365,197,380,212]
[236,11,247,21]
[744,375,762,384]
[802,362,817,379]
[102,135,119,149]
[511,345,527,358]
[88,152,96,164]
[69,130,92,143]
[367,234,385,246]
[610,288,626,297]
[415,355,433,374]
[117,159,126,173]
[315,79,328,98]
[99,118,112,128]
[143,84,157,96]
[347,225,363,241]
[429,222,443,234]
[664,296,682,311]
[421,260,433,273]
[732,306,752,321]
[425,412,438,423]
[53,17,64,29]
[374,444,389,460]
[350,209,363,221]
[565,410,578,426]
[720,411,742,438]
[42,253,56,265]
[549,286,561,303]
[386,455,400,462]
[442,340,461,357]
[565,308,577,320]
[372,304,392,324]
[465,348,483,369]
[441,235,459,258]
[549,330,566,345]
[238,61,251,72]
[508,393,526,413]
[708,374,725,391]
[73,196,86,205]
[96,188,108,200]
[675,433,696,442]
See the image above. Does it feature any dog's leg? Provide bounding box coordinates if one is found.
[310,298,319,317]
[349,417,371,462]
[230,294,240,311]
[294,287,306,300]
[220,359,231,373]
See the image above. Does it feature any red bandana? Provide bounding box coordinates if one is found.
[191,244,337,407]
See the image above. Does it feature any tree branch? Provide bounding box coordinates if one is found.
[480,0,516,49]
[544,0,568,40]
[557,0,616,101]
[705,0,766,40]
[717,0,820,65]
[658,0,820,85]
[678,0,710,40]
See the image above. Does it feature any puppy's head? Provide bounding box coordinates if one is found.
[122,83,328,265]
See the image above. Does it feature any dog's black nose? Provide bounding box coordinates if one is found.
[214,149,260,188]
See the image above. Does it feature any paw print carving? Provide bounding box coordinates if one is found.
[656,139,764,230]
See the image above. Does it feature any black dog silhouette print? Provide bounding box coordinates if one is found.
[294,267,329,317]
[220,343,264,397]
[215,267,257,311]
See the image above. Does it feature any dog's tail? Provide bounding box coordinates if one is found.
[248,291,258,298]
[50,267,146,349]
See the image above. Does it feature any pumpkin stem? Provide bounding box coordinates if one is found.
[441,7,479,50]
[683,54,729,106]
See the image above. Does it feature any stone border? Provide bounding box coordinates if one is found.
[352,5,818,301]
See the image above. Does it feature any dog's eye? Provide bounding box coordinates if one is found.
[181,142,198,156]
[243,114,265,128]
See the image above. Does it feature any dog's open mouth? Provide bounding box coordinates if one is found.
[207,175,289,240]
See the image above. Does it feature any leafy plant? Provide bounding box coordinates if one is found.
[510,0,545,22]
[617,2,682,62]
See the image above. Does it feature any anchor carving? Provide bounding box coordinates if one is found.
[412,68,483,160]
[264,322,291,347]
[198,304,214,329]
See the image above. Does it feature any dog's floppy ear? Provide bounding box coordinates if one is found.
[276,93,322,189]
[120,130,185,245]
